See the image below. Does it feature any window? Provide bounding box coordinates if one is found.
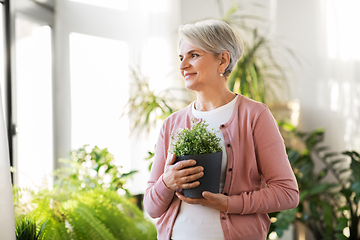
[69,32,131,171]
[13,15,53,189]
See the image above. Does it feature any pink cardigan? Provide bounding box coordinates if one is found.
[143,95,299,240]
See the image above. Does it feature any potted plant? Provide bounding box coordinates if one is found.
[169,119,223,198]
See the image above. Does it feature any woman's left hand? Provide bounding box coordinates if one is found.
[175,191,228,212]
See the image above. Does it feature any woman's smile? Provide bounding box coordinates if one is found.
[184,72,197,80]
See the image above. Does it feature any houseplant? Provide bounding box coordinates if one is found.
[13,145,157,240]
[169,119,223,198]
[270,122,360,240]
[54,145,137,196]
[221,2,297,104]
[13,187,157,240]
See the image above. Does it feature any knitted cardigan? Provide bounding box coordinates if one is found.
[144,95,299,240]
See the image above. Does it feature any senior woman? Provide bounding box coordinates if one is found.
[143,19,299,240]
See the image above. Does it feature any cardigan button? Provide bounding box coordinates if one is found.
[227,144,231,147]
[221,124,225,128]
[224,193,228,196]
[222,216,226,220]
[228,168,233,172]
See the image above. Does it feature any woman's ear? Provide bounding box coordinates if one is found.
[218,51,230,73]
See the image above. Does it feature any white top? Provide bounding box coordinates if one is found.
[171,95,238,240]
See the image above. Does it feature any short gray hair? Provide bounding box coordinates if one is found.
[179,19,244,77]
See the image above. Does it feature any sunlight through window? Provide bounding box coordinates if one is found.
[70,0,128,11]
[143,36,172,90]
[15,17,53,190]
[142,0,168,12]
[69,33,131,171]
[326,0,360,60]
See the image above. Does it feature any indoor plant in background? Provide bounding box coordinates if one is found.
[15,215,46,240]
[13,145,157,240]
[269,122,360,240]
[220,1,299,105]
[54,145,137,196]
[169,119,223,198]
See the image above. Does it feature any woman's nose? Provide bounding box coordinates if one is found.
[179,59,190,70]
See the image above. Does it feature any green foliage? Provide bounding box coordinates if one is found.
[145,145,156,171]
[13,145,157,240]
[122,68,190,134]
[15,215,46,240]
[269,122,360,240]
[169,119,222,156]
[54,145,137,196]
[223,3,296,104]
[14,187,156,240]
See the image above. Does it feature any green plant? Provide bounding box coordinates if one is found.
[122,68,190,134]
[14,187,156,240]
[223,3,296,104]
[169,119,222,156]
[15,215,46,240]
[337,151,360,240]
[269,122,360,240]
[316,150,360,240]
[13,145,156,240]
[54,145,137,196]
[269,123,338,239]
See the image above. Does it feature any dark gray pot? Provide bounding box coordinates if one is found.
[176,151,222,198]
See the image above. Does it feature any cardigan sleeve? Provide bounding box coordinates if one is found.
[143,119,176,218]
[227,108,299,215]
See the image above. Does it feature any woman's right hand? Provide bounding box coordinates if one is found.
[162,153,204,191]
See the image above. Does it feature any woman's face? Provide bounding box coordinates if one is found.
[179,40,221,92]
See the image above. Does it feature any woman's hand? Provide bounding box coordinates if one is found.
[162,153,204,191]
[175,191,228,213]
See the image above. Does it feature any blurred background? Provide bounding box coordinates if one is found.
[1,0,359,239]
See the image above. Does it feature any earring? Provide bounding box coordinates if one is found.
[220,73,223,77]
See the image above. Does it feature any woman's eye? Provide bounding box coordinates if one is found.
[192,54,198,58]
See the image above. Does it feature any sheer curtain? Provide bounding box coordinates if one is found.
[323,0,360,150]
[275,0,360,153]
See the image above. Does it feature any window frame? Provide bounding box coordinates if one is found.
[3,0,54,183]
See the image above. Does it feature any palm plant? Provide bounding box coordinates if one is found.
[222,2,297,103]
[121,68,190,134]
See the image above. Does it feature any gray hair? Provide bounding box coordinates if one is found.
[178,19,244,77]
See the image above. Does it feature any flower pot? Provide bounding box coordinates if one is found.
[176,151,222,198]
